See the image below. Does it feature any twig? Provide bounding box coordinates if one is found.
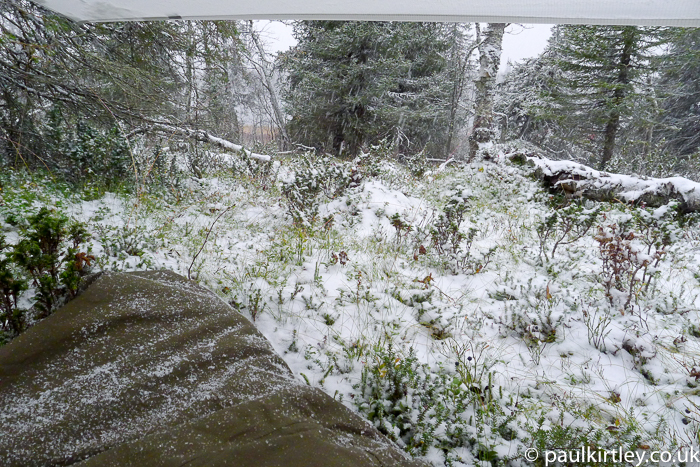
[187,205,233,281]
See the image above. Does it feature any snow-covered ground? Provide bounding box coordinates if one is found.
[2,147,699,465]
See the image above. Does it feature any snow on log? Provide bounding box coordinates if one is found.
[133,124,272,162]
[519,154,700,213]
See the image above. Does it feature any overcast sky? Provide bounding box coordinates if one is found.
[254,20,553,69]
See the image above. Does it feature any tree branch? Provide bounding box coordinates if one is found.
[128,123,272,162]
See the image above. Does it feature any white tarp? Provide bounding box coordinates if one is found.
[33,0,700,26]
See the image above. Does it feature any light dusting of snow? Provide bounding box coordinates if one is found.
[2,148,700,465]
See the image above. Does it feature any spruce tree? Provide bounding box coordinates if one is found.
[538,25,665,169]
[0,1,247,177]
[658,28,700,157]
[280,21,455,157]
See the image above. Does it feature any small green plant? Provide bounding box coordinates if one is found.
[356,344,470,457]
[248,287,267,321]
[96,224,152,258]
[281,155,358,229]
[60,250,95,299]
[621,337,658,371]
[12,208,68,285]
[536,202,599,261]
[430,187,470,256]
[356,343,515,464]
[11,208,81,317]
[234,154,278,191]
[524,402,644,467]
[389,213,413,244]
[688,323,700,339]
[402,150,428,177]
[425,187,495,275]
[354,151,382,178]
[0,235,28,337]
[502,289,563,365]
[583,305,613,352]
[446,340,494,391]
[1,208,92,339]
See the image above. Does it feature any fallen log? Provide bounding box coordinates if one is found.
[128,123,272,162]
[512,153,700,213]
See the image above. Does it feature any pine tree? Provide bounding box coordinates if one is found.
[0,1,250,179]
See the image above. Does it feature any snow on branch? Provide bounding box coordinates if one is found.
[524,154,700,213]
[129,124,272,162]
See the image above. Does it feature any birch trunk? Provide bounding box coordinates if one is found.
[468,23,506,161]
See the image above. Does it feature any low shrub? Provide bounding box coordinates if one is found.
[355,344,513,465]
[0,208,92,342]
[281,155,361,229]
[536,202,600,261]
[0,235,28,338]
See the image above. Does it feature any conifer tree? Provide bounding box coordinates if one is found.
[0,1,247,178]
[657,28,700,157]
[280,21,456,157]
[538,25,665,169]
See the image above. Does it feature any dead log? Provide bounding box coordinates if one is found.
[127,124,272,162]
[510,153,700,213]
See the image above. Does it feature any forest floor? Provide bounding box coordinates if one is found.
[2,143,700,466]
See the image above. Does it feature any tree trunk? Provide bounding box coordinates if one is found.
[600,112,620,169]
[446,28,480,159]
[599,27,636,169]
[468,23,506,161]
[128,123,272,162]
[249,22,290,150]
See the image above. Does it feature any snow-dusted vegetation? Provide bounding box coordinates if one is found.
[2,3,700,464]
[2,144,699,465]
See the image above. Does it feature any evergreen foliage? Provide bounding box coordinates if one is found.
[543,26,665,169]
[0,207,91,341]
[280,21,460,158]
[657,28,700,159]
[498,25,671,170]
[0,1,242,185]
